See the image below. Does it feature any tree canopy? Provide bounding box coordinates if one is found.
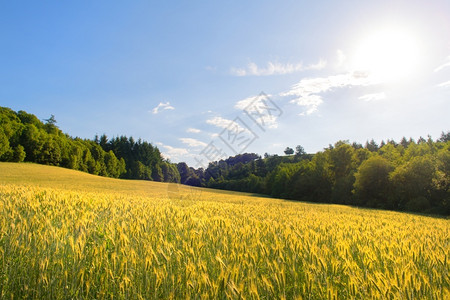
[0,106,179,182]
[2,106,448,215]
[188,137,449,215]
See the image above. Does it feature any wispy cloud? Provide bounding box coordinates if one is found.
[294,95,323,115]
[231,59,326,76]
[434,56,450,72]
[359,92,386,102]
[179,138,207,148]
[206,116,233,129]
[234,93,280,128]
[206,116,249,133]
[281,71,377,115]
[308,59,327,70]
[234,95,264,110]
[437,80,450,88]
[187,127,201,133]
[156,142,188,161]
[151,102,175,114]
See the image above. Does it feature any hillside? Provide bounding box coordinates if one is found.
[0,162,177,197]
[0,106,179,182]
[0,162,449,298]
[2,106,449,215]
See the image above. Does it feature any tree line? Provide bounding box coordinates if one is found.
[1,106,448,215]
[0,107,179,182]
[185,134,450,215]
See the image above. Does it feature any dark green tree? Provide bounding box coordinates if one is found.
[439,131,450,142]
[353,156,394,208]
[0,129,10,159]
[365,139,379,152]
[284,147,294,155]
[12,145,26,162]
[391,156,436,211]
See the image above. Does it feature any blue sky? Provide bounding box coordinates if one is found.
[1,1,449,166]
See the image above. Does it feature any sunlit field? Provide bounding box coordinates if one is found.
[0,163,448,299]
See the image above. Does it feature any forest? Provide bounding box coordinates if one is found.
[1,106,448,215]
[183,137,450,215]
[0,107,180,182]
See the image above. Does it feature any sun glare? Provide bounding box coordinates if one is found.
[352,28,421,83]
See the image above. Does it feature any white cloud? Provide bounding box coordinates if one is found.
[235,93,280,128]
[206,116,234,129]
[179,138,207,148]
[291,95,323,115]
[206,116,249,134]
[434,56,450,72]
[284,72,374,96]
[158,144,189,161]
[359,92,386,102]
[151,102,175,114]
[234,95,260,111]
[437,80,450,88]
[281,71,377,115]
[308,59,327,70]
[187,127,201,133]
[231,68,247,76]
[230,59,326,76]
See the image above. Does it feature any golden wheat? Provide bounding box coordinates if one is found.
[0,163,448,299]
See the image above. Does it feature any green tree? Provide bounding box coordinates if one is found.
[0,129,10,159]
[391,156,436,211]
[37,137,62,165]
[20,124,43,162]
[151,164,163,182]
[44,114,59,134]
[104,150,121,178]
[12,145,26,162]
[162,162,181,183]
[269,163,301,198]
[353,156,394,208]
[378,143,402,165]
[365,139,379,152]
[351,148,372,168]
[284,147,294,155]
[328,142,355,204]
[65,142,84,170]
[177,162,191,184]
[295,145,306,156]
[290,153,332,203]
[81,148,96,174]
[439,131,450,142]
[132,161,152,180]
[434,145,450,213]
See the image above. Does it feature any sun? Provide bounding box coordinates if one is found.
[352,28,421,83]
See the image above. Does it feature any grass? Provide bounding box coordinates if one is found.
[0,162,449,299]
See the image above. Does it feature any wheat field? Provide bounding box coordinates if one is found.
[0,162,448,299]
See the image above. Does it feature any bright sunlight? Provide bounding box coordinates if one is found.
[352,28,422,83]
